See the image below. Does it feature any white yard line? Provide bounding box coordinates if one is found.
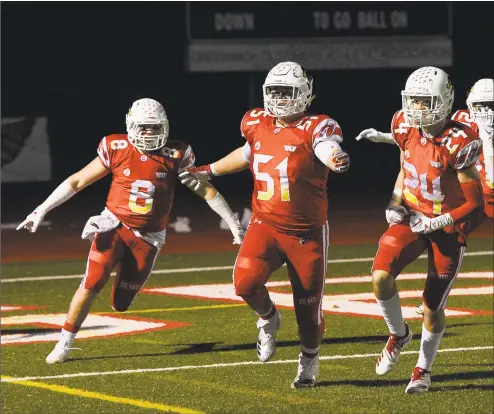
[2,250,493,283]
[2,345,492,383]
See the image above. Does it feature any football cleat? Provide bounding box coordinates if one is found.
[376,322,413,375]
[292,353,320,389]
[45,339,80,364]
[405,367,431,394]
[256,311,281,362]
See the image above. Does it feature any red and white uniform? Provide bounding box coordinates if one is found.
[452,109,494,217]
[373,111,483,310]
[98,134,195,239]
[234,108,343,336]
[82,134,195,311]
[240,108,342,234]
[391,111,481,217]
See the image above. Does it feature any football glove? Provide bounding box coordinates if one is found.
[356,128,395,144]
[385,205,408,224]
[16,208,47,233]
[231,220,246,245]
[178,166,212,191]
[81,214,120,241]
[331,150,350,173]
[409,211,453,235]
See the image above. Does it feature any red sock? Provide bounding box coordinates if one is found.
[63,322,81,333]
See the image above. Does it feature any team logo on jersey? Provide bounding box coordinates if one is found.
[254,142,261,150]
[124,168,131,176]
[420,138,427,145]
[140,155,148,161]
[284,145,297,152]
[156,172,167,179]
[404,150,410,159]
[430,160,443,168]
[274,128,281,134]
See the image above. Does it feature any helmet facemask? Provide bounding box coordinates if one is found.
[468,101,494,126]
[466,78,494,127]
[126,98,169,152]
[263,83,311,118]
[402,93,448,128]
[126,121,169,151]
[262,61,313,118]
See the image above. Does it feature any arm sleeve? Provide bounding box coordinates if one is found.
[242,142,251,162]
[314,140,342,164]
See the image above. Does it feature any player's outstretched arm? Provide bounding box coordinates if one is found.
[315,143,350,173]
[188,182,245,245]
[16,157,109,233]
[356,128,395,144]
[179,146,249,190]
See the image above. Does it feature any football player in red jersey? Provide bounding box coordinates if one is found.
[453,79,494,218]
[356,78,494,322]
[179,62,350,388]
[17,98,244,364]
[357,78,493,220]
[357,67,484,394]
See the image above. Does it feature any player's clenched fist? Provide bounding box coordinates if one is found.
[331,150,350,173]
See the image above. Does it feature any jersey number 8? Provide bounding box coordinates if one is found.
[129,179,155,214]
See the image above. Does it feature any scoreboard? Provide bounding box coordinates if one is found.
[186,2,452,72]
[187,3,450,40]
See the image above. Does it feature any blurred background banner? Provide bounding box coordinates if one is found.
[186,2,452,72]
[1,117,52,183]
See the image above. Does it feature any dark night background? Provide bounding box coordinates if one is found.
[2,2,494,228]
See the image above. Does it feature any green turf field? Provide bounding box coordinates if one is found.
[2,238,493,413]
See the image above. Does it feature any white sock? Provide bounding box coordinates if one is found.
[417,324,444,371]
[376,292,406,337]
[59,329,77,345]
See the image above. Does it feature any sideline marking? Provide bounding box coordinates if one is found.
[2,346,492,383]
[2,250,492,283]
[0,377,203,413]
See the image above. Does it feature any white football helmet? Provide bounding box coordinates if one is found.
[401,67,454,128]
[466,78,494,126]
[126,98,169,151]
[263,62,313,118]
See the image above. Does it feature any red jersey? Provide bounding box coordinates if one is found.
[451,109,494,205]
[391,110,482,217]
[97,134,195,232]
[241,108,342,234]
